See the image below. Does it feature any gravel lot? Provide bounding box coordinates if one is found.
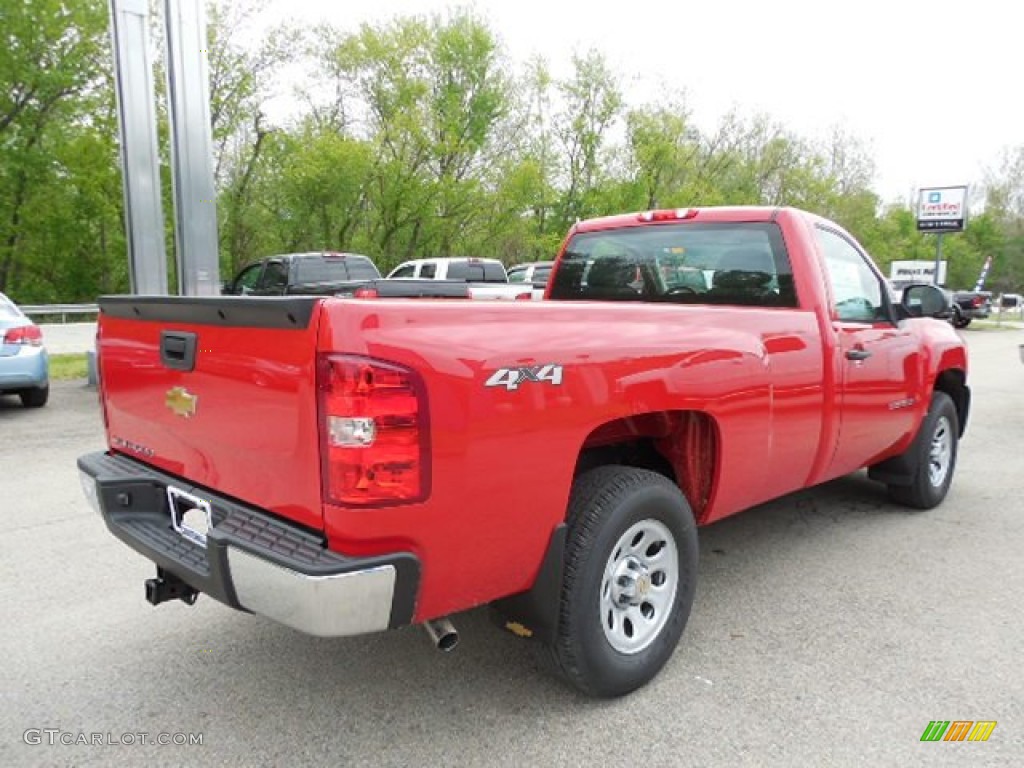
[2,328,1022,767]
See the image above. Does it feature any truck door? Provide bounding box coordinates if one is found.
[225,262,264,295]
[816,227,922,479]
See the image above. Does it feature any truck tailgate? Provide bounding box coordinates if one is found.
[97,296,325,531]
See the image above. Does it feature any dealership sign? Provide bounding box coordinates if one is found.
[890,260,947,285]
[917,186,968,232]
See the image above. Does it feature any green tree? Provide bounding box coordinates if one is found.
[623,100,700,210]
[0,0,112,299]
[554,50,622,225]
[203,0,299,273]
[982,146,1024,292]
[4,3,1018,300]
[322,11,509,267]
[486,57,564,262]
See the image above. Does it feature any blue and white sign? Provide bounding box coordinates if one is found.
[916,185,968,232]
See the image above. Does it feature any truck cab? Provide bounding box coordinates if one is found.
[222,252,381,296]
[386,257,508,282]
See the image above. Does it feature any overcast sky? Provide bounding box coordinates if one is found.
[255,0,1020,206]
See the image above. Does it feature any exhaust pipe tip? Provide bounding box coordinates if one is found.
[423,617,458,652]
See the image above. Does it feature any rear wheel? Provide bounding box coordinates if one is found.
[20,385,48,408]
[888,392,958,509]
[548,466,698,697]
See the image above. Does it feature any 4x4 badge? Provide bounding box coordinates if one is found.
[166,386,198,418]
[485,364,563,391]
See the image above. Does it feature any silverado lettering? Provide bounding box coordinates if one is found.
[79,206,968,698]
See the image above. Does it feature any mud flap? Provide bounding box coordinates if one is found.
[492,524,566,644]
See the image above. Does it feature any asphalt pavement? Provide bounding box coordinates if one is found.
[1,328,1022,767]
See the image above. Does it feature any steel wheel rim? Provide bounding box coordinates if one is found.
[929,415,953,487]
[600,519,679,655]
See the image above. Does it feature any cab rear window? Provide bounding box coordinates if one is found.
[549,222,797,307]
[295,256,380,282]
[446,261,506,282]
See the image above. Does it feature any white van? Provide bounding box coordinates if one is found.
[999,293,1022,310]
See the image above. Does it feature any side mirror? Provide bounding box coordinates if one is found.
[901,284,949,319]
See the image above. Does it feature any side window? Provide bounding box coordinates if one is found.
[346,258,381,280]
[419,263,437,279]
[390,264,416,278]
[232,264,263,294]
[816,228,886,323]
[482,263,506,282]
[533,266,552,285]
[447,262,476,281]
[258,261,289,292]
[507,268,528,283]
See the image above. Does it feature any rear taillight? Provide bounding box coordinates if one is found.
[318,354,429,506]
[3,325,43,346]
[353,287,379,299]
[972,296,984,308]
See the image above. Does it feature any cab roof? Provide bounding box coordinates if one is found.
[573,206,786,233]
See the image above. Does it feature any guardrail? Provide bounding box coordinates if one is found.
[20,304,99,323]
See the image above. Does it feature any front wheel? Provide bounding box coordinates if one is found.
[548,466,698,697]
[888,392,959,509]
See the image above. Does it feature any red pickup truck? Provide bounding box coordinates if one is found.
[78,206,968,697]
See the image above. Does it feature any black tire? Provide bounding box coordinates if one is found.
[19,385,49,408]
[548,465,698,698]
[951,308,971,329]
[888,392,958,509]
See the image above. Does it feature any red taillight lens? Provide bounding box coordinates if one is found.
[972,296,984,308]
[3,324,43,346]
[353,287,379,299]
[318,354,429,506]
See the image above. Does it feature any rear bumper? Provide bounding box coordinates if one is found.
[77,451,419,637]
[0,346,48,390]
[957,305,990,320]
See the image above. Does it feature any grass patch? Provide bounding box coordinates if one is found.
[50,353,89,380]
[968,319,1023,332]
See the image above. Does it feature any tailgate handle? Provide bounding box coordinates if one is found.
[160,331,197,371]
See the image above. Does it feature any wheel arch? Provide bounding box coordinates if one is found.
[933,367,969,437]
[572,410,720,523]
[493,410,718,643]
[869,382,963,487]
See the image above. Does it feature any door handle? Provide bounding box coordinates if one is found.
[846,347,872,361]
